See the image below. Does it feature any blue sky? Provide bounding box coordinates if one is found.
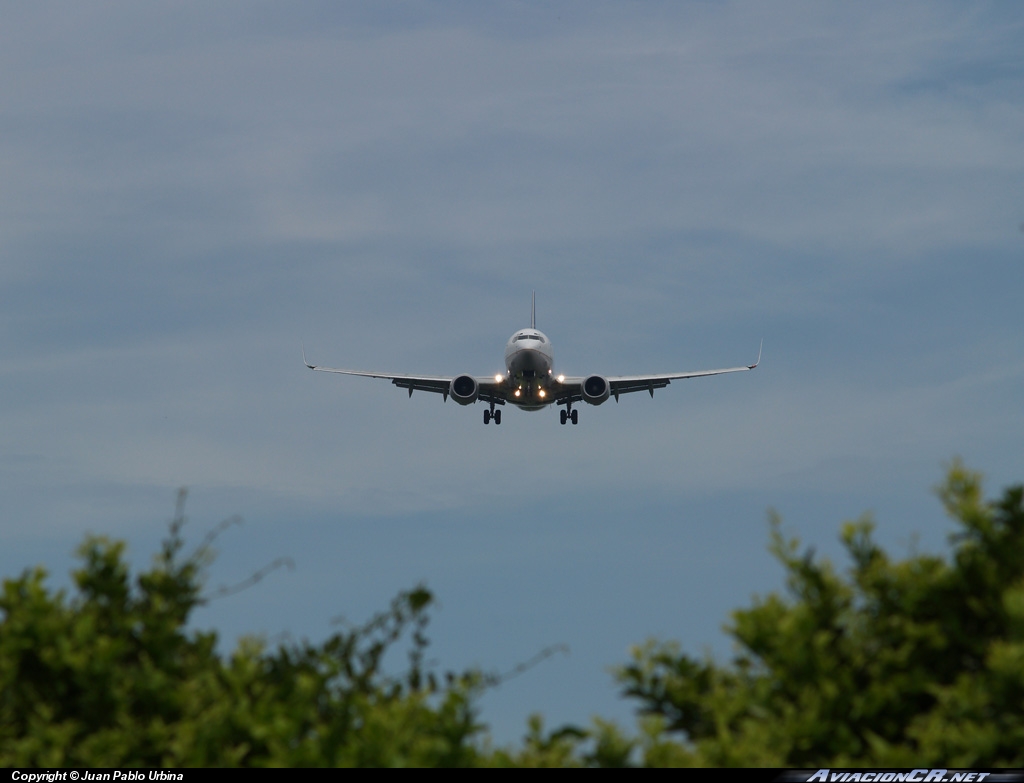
[2,1,1023,743]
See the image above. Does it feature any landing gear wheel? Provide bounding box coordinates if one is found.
[494,409,501,425]
[483,410,491,425]
[571,409,578,425]
[560,410,567,425]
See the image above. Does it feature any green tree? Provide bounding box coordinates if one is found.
[0,495,484,767]
[615,462,1024,766]
[3,466,1023,766]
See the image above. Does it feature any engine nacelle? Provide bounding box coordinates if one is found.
[449,374,479,405]
[581,375,611,406]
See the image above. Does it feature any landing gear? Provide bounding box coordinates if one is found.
[484,403,501,425]
[560,405,578,425]
[571,409,578,425]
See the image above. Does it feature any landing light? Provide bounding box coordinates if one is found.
[557,375,565,383]
[514,389,521,398]
[539,390,546,399]
[495,374,503,383]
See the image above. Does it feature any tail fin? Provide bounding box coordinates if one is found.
[531,291,536,329]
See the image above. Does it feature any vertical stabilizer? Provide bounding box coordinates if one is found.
[531,291,536,329]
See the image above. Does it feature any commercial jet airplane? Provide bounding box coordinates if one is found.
[303,296,760,426]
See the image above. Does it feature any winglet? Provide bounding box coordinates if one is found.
[748,339,763,370]
[302,343,315,370]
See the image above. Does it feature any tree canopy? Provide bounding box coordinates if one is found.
[615,462,1024,766]
[0,495,482,767]
[2,464,1022,766]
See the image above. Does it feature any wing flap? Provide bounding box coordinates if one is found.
[391,377,452,394]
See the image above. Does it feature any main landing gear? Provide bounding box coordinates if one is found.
[560,406,578,426]
[483,403,501,425]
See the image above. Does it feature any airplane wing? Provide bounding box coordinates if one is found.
[302,348,508,404]
[554,341,762,404]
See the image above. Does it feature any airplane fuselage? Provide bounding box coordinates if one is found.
[503,329,556,411]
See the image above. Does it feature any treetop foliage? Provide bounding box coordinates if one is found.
[2,464,1022,766]
[0,494,481,767]
[616,462,1024,766]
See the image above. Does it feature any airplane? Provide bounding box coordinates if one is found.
[303,295,760,426]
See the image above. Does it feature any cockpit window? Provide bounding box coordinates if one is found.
[516,334,544,343]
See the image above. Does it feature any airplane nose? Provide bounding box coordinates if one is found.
[510,348,541,375]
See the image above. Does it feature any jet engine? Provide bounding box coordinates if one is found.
[449,375,479,405]
[581,375,611,405]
